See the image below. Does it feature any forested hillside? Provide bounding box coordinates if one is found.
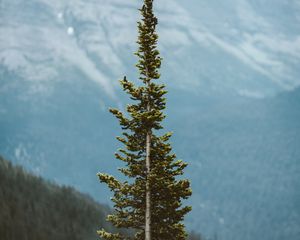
[0,155,127,240]
[0,156,202,240]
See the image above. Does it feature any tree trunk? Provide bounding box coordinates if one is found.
[145,129,151,240]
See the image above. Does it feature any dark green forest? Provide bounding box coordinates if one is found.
[0,156,202,240]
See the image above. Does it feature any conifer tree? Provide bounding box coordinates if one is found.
[97,0,192,239]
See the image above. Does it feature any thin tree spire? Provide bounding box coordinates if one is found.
[98,1,192,239]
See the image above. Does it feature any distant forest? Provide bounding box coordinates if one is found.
[0,156,203,240]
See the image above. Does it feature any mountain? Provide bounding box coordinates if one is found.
[166,87,300,239]
[1,0,300,97]
[1,73,299,239]
[1,0,300,240]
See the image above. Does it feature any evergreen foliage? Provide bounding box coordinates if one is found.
[98,0,192,239]
[0,155,128,240]
[0,156,201,240]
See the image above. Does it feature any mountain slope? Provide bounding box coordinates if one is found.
[0,155,122,240]
[166,87,300,239]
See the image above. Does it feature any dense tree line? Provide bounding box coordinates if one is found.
[0,156,202,240]
[0,155,126,240]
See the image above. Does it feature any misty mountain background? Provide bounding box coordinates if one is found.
[0,0,300,239]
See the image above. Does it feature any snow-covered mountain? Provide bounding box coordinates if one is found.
[1,0,300,239]
[1,0,300,97]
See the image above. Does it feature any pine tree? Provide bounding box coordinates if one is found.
[97,0,192,239]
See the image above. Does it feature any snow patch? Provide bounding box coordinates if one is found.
[67,27,74,35]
